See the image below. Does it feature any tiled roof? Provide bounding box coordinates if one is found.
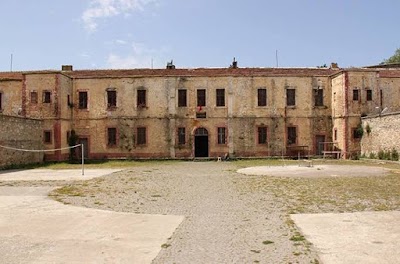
[0,72,23,81]
[64,67,340,79]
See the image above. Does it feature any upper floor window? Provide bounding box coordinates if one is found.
[287,126,297,145]
[216,89,225,107]
[43,91,51,103]
[178,127,186,145]
[107,127,117,146]
[30,91,38,104]
[44,130,52,144]
[79,91,88,109]
[178,89,187,107]
[258,127,267,144]
[286,89,296,106]
[107,90,116,108]
[366,89,372,101]
[197,89,206,107]
[137,127,147,145]
[137,90,146,107]
[352,89,359,101]
[217,127,226,144]
[314,89,324,106]
[257,88,267,106]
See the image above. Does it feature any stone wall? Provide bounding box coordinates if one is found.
[361,112,400,156]
[0,115,44,168]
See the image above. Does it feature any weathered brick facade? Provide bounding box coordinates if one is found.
[361,112,400,156]
[1,64,399,161]
[0,115,43,168]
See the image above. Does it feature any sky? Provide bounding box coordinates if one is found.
[0,0,399,71]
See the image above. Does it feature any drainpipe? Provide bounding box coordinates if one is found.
[343,72,349,159]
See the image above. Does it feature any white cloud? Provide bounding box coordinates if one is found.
[106,41,165,69]
[82,0,157,32]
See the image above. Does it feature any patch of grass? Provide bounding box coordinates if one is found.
[290,234,305,242]
[50,186,85,197]
[262,240,274,245]
[161,243,171,248]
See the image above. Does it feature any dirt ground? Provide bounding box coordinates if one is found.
[1,160,400,263]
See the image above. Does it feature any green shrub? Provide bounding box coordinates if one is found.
[378,150,385,160]
[369,152,376,159]
[392,148,399,161]
[383,150,391,160]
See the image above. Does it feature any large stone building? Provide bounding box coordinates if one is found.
[0,63,399,161]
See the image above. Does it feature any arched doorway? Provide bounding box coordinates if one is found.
[194,127,209,157]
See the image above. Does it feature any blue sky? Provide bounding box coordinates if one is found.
[1,0,399,71]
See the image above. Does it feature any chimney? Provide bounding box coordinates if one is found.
[230,57,238,69]
[166,60,175,69]
[330,62,338,69]
[62,65,73,71]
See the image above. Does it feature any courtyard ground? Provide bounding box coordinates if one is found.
[1,159,400,263]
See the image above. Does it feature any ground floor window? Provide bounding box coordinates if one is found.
[258,127,267,144]
[44,130,52,144]
[217,127,226,144]
[178,127,186,145]
[137,127,147,145]
[107,128,117,146]
[287,126,297,145]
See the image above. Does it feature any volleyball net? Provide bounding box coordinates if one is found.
[0,144,85,175]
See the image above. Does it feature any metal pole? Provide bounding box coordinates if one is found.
[81,144,84,175]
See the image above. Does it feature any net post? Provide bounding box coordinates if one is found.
[81,143,84,175]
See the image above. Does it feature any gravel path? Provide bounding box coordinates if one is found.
[53,162,320,264]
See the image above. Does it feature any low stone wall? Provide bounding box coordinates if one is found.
[361,112,400,157]
[0,115,44,168]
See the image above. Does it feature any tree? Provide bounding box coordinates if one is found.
[382,48,400,64]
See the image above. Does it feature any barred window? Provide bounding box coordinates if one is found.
[30,91,38,104]
[178,127,186,145]
[217,127,226,144]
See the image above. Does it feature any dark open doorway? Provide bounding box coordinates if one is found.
[194,127,208,157]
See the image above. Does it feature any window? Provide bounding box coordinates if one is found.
[43,91,51,103]
[216,89,225,107]
[314,89,324,106]
[258,127,267,144]
[107,90,117,108]
[178,127,186,145]
[178,89,187,107]
[79,91,88,109]
[287,127,297,145]
[137,127,147,145]
[286,89,296,106]
[137,90,146,107]
[30,91,38,104]
[257,88,267,106]
[366,89,372,101]
[353,89,359,101]
[217,127,226,144]
[197,89,206,107]
[353,128,362,139]
[107,128,117,146]
[44,130,52,144]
